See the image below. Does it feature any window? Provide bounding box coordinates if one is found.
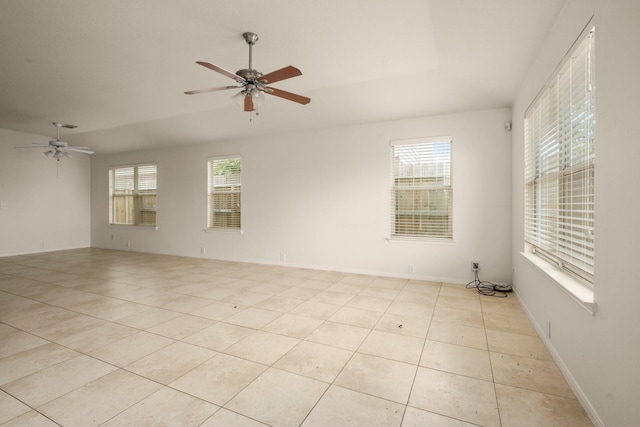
[391,137,452,239]
[524,26,595,283]
[208,157,241,230]
[109,164,157,226]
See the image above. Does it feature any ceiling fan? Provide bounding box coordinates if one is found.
[185,32,311,112]
[15,122,94,161]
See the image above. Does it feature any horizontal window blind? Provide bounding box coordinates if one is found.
[525,26,595,283]
[208,157,241,230]
[109,163,157,226]
[391,137,452,239]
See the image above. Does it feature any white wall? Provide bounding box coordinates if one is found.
[0,128,91,255]
[511,1,640,426]
[91,108,512,284]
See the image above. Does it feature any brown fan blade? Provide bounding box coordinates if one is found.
[184,86,239,95]
[266,87,311,105]
[244,95,254,112]
[259,66,302,84]
[196,61,244,82]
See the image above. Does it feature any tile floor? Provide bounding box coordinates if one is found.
[0,248,594,426]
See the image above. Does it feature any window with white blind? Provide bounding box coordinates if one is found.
[208,157,241,230]
[525,25,595,284]
[391,137,452,239]
[109,164,157,226]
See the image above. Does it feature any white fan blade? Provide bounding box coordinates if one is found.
[66,148,94,154]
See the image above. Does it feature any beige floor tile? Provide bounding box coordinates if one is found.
[223,291,272,306]
[126,342,216,384]
[358,286,400,300]
[483,311,537,336]
[101,387,219,427]
[309,290,354,305]
[224,330,300,365]
[395,290,438,306]
[192,286,240,301]
[359,330,424,364]
[279,286,322,300]
[200,408,270,426]
[345,295,392,312]
[224,307,282,328]
[3,307,80,332]
[432,306,484,328]
[0,249,594,427]
[190,300,245,320]
[0,328,49,358]
[436,295,482,312]
[326,282,367,295]
[369,277,408,290]
[486,329,551,360]
[114,306,182,329]
[262,313,323,338]
[2,354,116,407]
[491,352,575,398]
[146,314,215,339]
[0,390,32,424]
[301,385,404,427]
[305,321,370,351]
[226,368,328,427]
[30,314,106,342]
[495,384,593,427]
[438,284,480,299]
[56,322,137,352]
[1,410,60,427]
[409,367,500,427]
[289,300,342,319]
[420,340,493,381]
[38,369,162,427]
[183,322,255,351]
[402,406,477,426]
[374,313,430,339]
[170,353,267,405]
[0,343,78,386]
[335,353,417,404]
[404,280,442,295]
[328,306,383,328]
[386,300,433,320]
[88,330,174,366]
[255,295,304,312]
[427,320,487,350]
[274,341,354,382]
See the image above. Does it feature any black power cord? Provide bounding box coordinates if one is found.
[466,270,512,297]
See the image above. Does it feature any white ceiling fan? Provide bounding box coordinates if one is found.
[15,122,94,161]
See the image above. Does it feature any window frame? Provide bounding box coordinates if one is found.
[524,23,595,286]
[207,156,242,231]
[108,163,157,227]
[390,136,453,241]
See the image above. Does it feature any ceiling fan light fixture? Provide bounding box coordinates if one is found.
[44,150,53,157]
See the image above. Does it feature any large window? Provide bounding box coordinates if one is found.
[208,157,241,230]
[524,26,595,283]
[109,164,157,226]
[391,137,452,239]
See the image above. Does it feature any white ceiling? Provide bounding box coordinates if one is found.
[0,0,565,153]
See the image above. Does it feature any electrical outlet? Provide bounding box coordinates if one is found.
[408,264,415,273]
[280,253,286,261]
[471,261,479,271]
[201,247,206,254]
[126,241,131,248]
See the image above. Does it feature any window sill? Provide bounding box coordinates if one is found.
[386,237,455,246]
[109,224,158,230]
[204,228,244,235]
[520,251,596,315]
